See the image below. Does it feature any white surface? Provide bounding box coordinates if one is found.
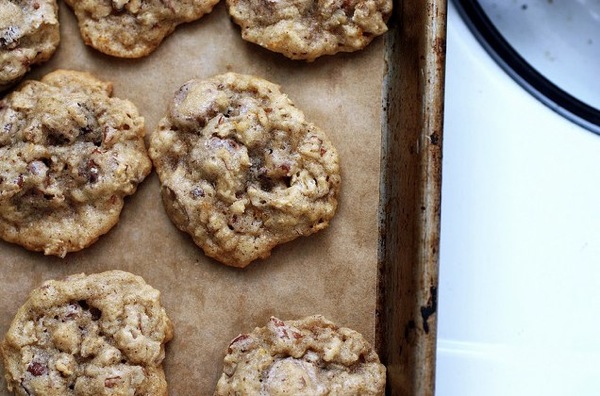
[436,3,600,395]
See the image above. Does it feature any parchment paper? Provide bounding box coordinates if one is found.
[0,2,386,394]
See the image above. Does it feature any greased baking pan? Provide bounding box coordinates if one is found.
[377,0,446,394]
[0,0,446,394]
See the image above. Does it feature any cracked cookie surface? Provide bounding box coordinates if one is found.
[65,0,220,58]
[214,315,386,395]
[149,72,341,268]
[0,69,152,257]
[226,0,392,61]
[0,0,60,91]
[0,270,174,396]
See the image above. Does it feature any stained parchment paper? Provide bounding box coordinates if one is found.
[0,2,387,394]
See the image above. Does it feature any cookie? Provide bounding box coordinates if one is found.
[64,0,220,58]
[149,72,341,267]
[0,270,174,396]
[226,0,392,61]
[214,315,386,395]
[0,69,152,257]
[0,0,60,91]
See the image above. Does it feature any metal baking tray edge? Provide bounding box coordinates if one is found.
[377,0,447,394]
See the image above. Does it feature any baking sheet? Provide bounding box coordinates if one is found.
[0,1,394,394]
[377,0,446,394]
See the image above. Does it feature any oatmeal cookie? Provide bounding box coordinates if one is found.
[149,72,341,268]
[214,315,386,395]
[0,69,152,257]
[0,270,174,396]
[0,0,60,91]
[226,0,392,61]
[65,0,220,58]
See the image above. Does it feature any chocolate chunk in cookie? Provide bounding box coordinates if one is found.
[149,72,341,268]
[65,0,220,58]
[1,270,174,396]
[0,70,152,257]
[0,0,60,91]
[214,315,386,395]
[226,0,392,61]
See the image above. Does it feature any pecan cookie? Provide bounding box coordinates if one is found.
[65,0,220,58]
[214,315,386,395]
[0,270,174,396]
[226,0,392,61]
[0,0,60,91]
[149,72,341,268]
[0,70,152,257]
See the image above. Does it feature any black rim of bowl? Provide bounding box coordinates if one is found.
[453,0,600,136]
